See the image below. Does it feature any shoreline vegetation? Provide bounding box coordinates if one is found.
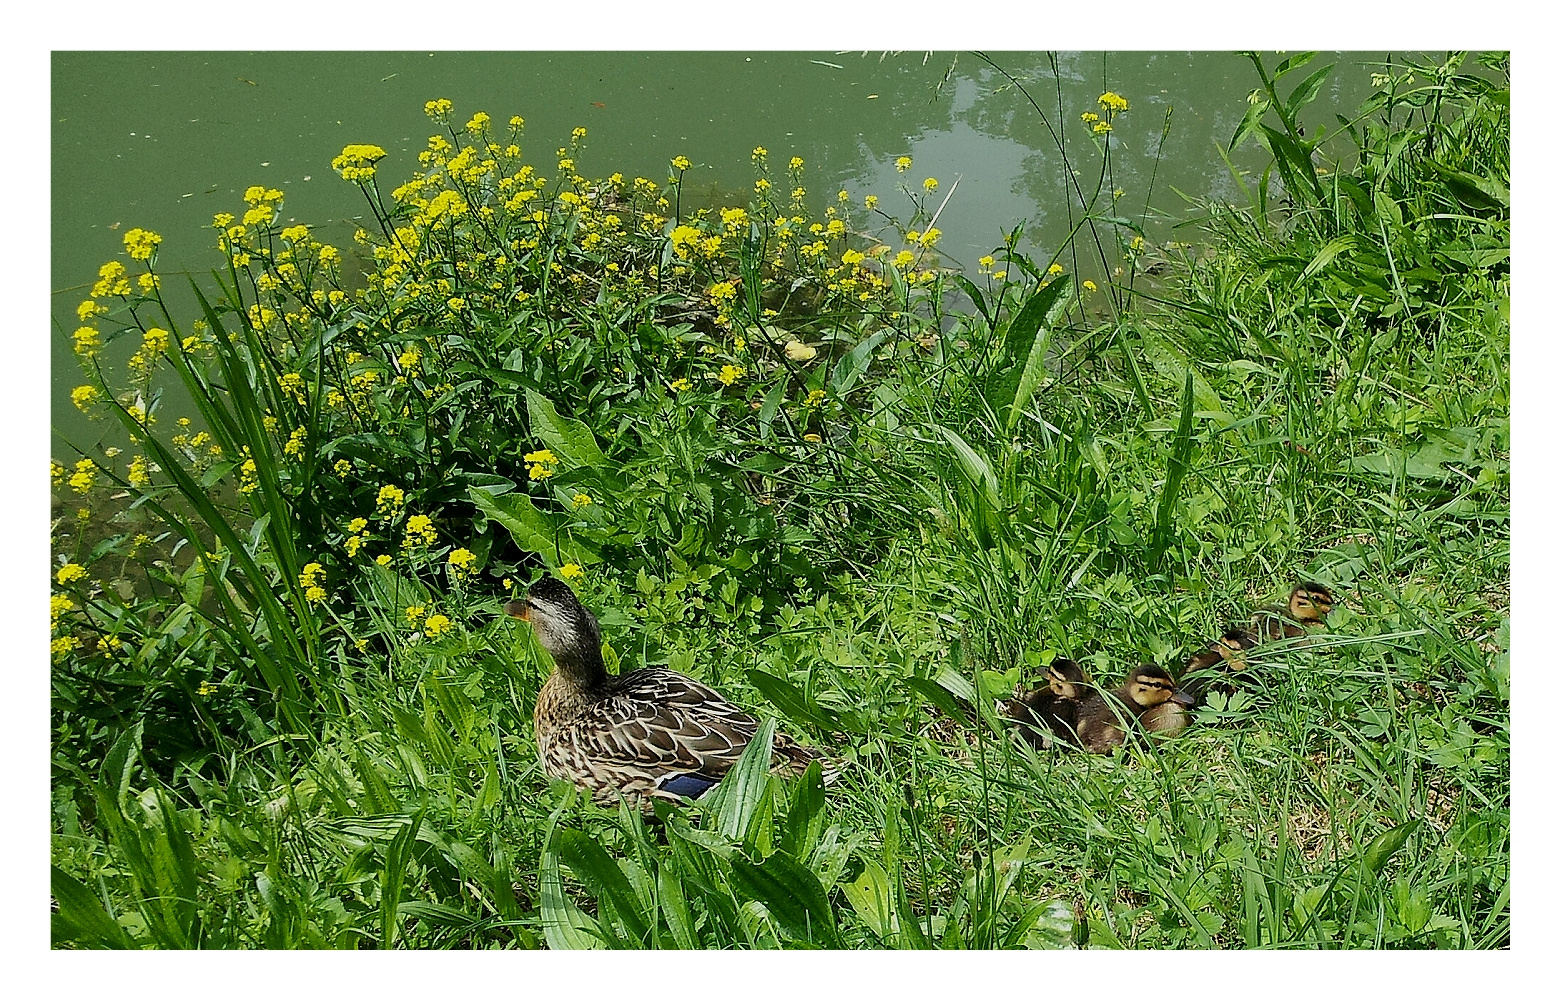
[51,52,1508,950]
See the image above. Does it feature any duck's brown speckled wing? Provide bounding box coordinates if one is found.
[539,667,817,805]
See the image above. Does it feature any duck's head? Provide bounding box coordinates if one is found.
[1047,657,1088,699]
[1215,628,1255,658]
[1123,664,1195,709]
[505,576,602,671]
[1288,583,1335,623]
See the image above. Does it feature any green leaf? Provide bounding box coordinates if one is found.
[1230,97,1270,153]
[101,721,144,810]
[747,668,841,732]
[953,275,992,326]
[525,388,607,469]
[1295,236,1357,287]
[842,858,895,942]
[1284,62,1334,119]
[728,850,840,948]
[780,761,826,864]
[935,426,1000,513]
[1151,370,1197,567]
[657,860,699,948]
[439,836,519,920]
[757,378,786,440]
[469,486,600,565]
[379,811,423,948]
[1002,276,1071,433]
[906,674,971,727]
[830,329,892,396]
[553,829,651,944]
[1362,819,1422,877]
[52,864,134,948]
[984,275,1069,420]
[539,837,604,949]
[1425,160,1509,211]
[706,717,776,840]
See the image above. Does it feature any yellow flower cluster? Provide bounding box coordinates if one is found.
[403,513,436,549]
[424,613,452,637]
[344,516,370,558]
[68,459,96,494]
[559,562,585,581]
[447,547,476,579]
[718,364,746,386]
[299,562,326,603]
[123,227,163,261]
[525,448,559,480]
[238,457,259,495]
[92,261,131,298]
[128,454,151,487]
[71,385,98,411]
[1098,91,1130,113]
[56,563,87,585]
[376,484,406,516]
[332,144,388,182]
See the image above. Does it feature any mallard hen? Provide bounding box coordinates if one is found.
[506,576,826,808]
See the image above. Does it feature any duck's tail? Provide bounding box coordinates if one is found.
[773,738,841,786]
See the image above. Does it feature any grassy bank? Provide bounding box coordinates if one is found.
[50,52,1508,949]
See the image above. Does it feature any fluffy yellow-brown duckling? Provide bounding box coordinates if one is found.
[1179,626,1256,704]
[1005,657,1089,749]
[1072,664,1195,754]
[1251,582,1335,641]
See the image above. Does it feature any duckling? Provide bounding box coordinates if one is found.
[1251,582,1335,641]
[1178,626,1256,704]
[1180,583,1335,703]
[506,576,827,809]
[1004,657,1089,749]
[1072,664,1195,754]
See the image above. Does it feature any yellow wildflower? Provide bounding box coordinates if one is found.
[559,562,584,582]
[299,562,327,603]
[69,459,96,494]
[332,144,388,182]
[376,484,406,515]
[123,228,163,261]
[447,548,477,578]
[56,563,88,585]
[424,613,452,637]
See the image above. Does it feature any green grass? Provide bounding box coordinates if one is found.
[50,52,1508,949]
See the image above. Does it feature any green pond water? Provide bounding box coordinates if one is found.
[51,50,1399,457]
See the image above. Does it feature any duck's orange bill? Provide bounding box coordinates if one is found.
[503,600,531,620]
